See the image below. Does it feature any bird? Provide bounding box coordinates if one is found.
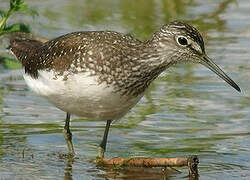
[8,21,241,158]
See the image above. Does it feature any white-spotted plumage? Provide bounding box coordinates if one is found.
[23,69,143,120]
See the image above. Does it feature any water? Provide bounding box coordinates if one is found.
[0,0,249,179]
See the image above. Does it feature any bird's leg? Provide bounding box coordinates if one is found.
[63,112,75,156]
[98,120,112,158]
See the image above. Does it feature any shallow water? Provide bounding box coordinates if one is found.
[0,0,249,179]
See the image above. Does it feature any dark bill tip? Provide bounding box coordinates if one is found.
[233,82,241,92]
[201,55,241,92]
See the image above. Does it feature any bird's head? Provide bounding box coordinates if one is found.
[153,21,240,92]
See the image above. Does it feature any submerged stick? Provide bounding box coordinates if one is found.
[95,155,199,176]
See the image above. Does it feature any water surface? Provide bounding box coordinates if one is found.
[0,0,249,179]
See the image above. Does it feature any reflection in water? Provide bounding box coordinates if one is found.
[64,157,73,180]
[97,166,177,180]
[97,165,200,180]
[0,0,249,179]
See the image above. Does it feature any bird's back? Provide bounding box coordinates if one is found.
[9,31,143,79]
[9,31,146,120]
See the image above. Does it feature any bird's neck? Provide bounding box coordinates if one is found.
[119,39,175,96]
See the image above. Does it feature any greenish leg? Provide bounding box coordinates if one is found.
[98,120,112,158]
[63,112,75,156]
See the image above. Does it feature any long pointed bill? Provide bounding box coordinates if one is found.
[201,55,241,92]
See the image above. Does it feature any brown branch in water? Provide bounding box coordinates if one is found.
[96,157,186,167]
[95,155,199,176]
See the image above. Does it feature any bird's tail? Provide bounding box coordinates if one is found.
[7,32,48,44]
[7,32,48,64]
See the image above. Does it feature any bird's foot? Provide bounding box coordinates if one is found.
[97,147,105,159]
[62,129,75,156]
[58,152,75,159]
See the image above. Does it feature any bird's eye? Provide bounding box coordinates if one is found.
[177,36,188,46]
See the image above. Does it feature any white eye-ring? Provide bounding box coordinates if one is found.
[176,36,189,46]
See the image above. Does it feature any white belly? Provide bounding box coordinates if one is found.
[23,70,143,120]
